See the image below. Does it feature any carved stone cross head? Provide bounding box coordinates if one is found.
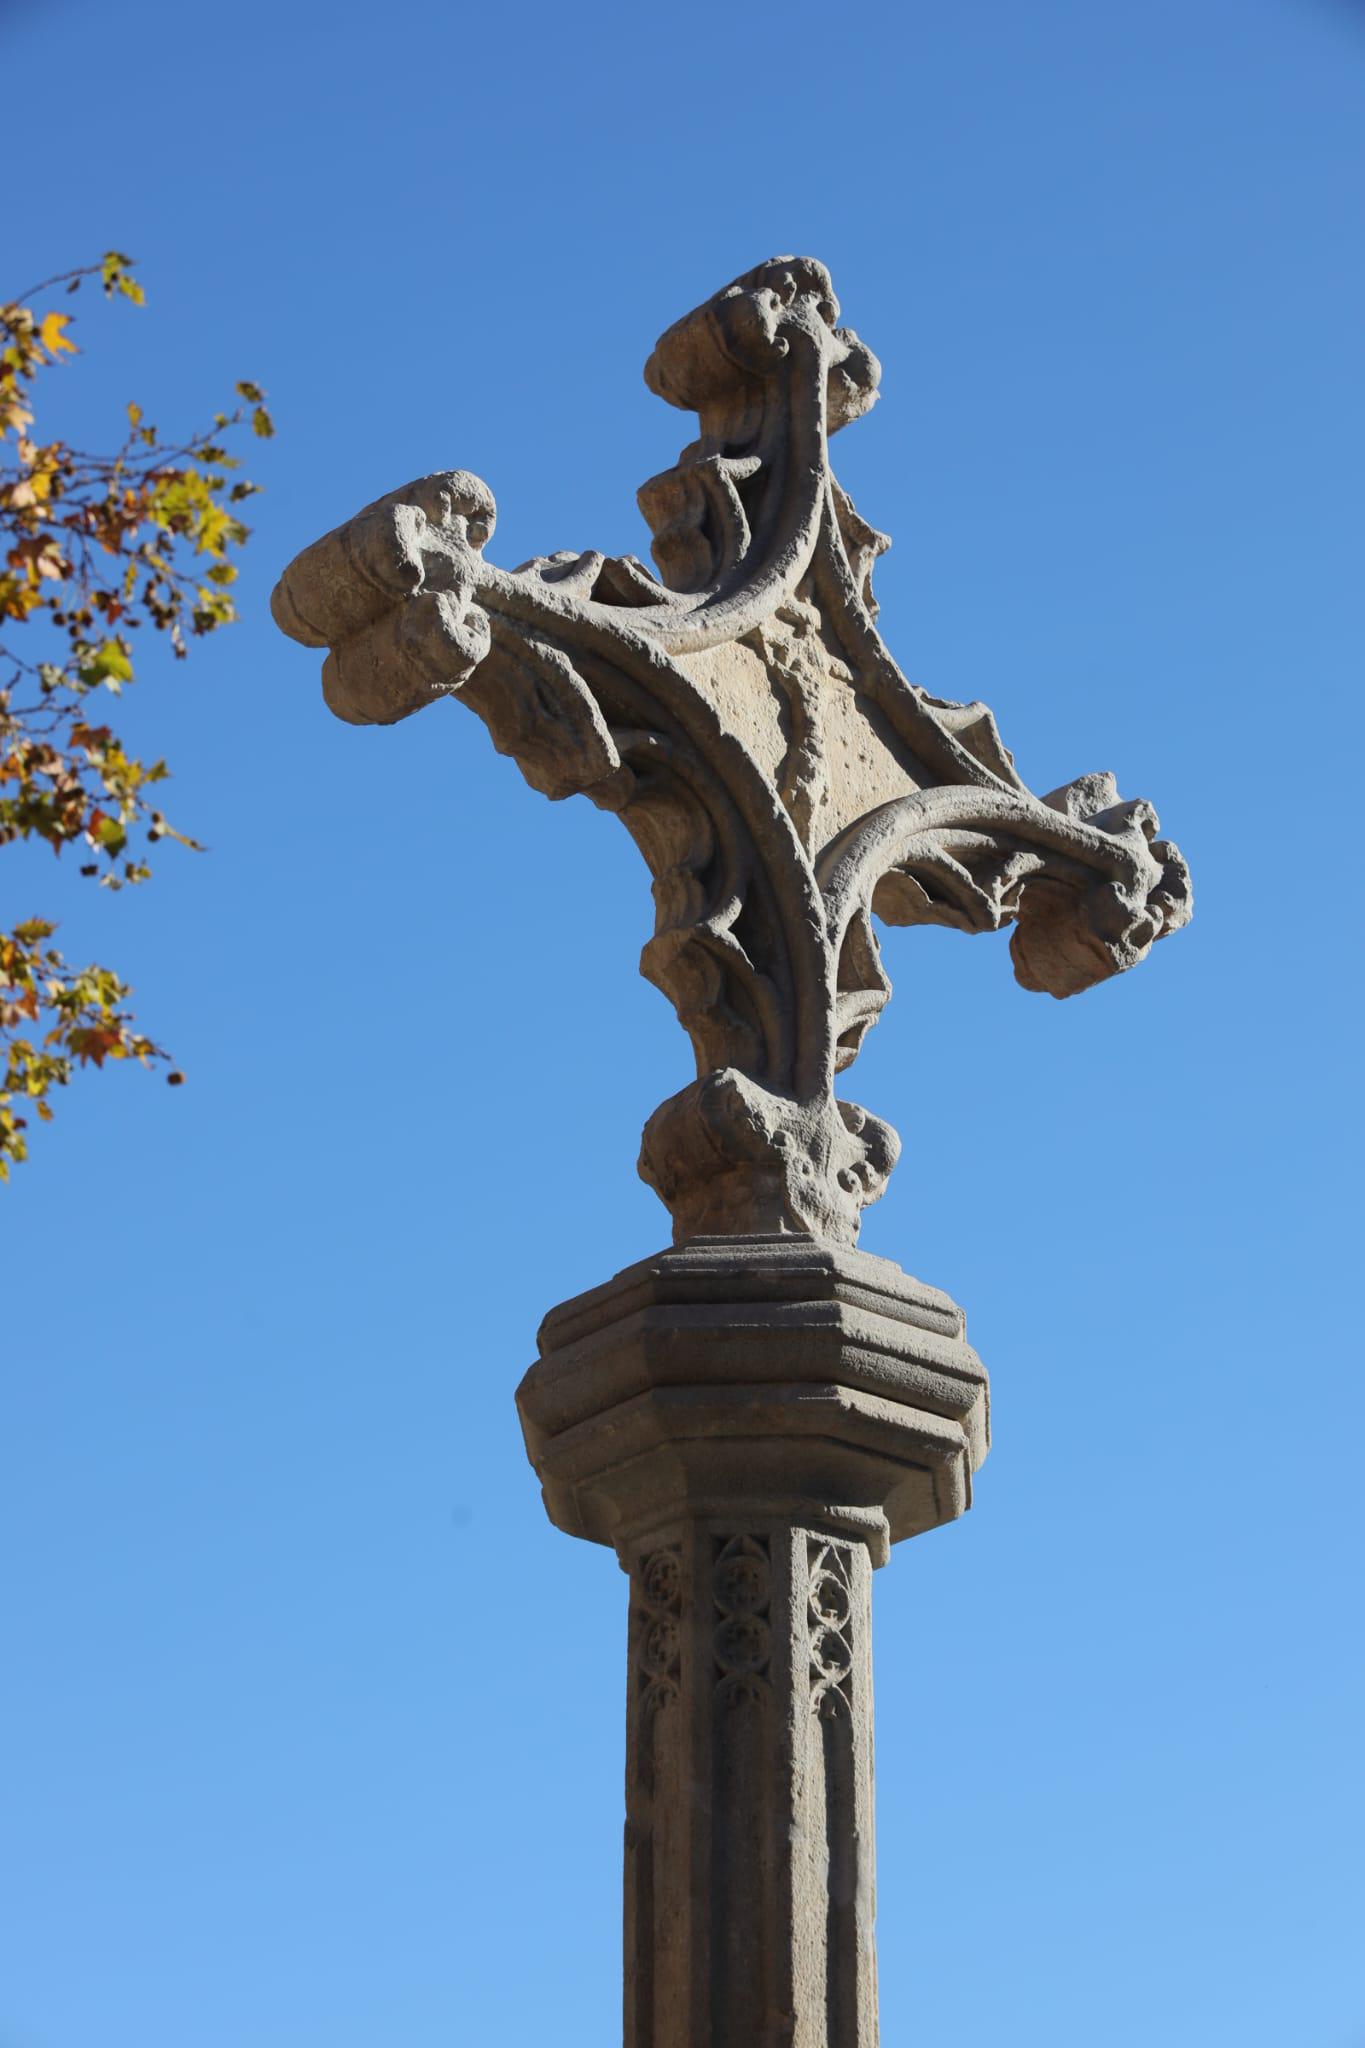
[273,256,1191,1246]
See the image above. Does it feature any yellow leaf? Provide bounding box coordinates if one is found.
[38,311,77,358]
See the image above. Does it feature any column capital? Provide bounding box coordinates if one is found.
[518,1235,989,1567]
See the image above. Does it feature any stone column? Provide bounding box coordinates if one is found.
[519,1235,990,2048]
[623,1522,876,2048]
[272,253,1190,2048]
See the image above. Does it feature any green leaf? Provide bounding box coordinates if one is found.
[100,251,146,305]
[81,639,134,687]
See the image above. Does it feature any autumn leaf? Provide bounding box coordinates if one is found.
[100,250,145,305]
[38,311,76,358]
[1,251,274,1175]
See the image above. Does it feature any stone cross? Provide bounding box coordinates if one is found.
[273,257,1191,2048]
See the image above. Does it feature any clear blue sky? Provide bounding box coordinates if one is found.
[4,1,1362,2043]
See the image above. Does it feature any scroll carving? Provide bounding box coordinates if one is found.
[274,256,1192,1245]
[804,1536,872,2044]
[636,1546,682,1718]
[627,1545,685,2047]
[710,1536,777,2043]
[711,1535,773,1707]
[808,1540,856,1722]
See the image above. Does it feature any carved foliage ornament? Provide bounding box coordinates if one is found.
[636,1547,681,1720]
[273,257,1192,1245]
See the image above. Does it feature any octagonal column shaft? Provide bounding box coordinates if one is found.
[519,1236,989,2048]
[625,1522,876,2048]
